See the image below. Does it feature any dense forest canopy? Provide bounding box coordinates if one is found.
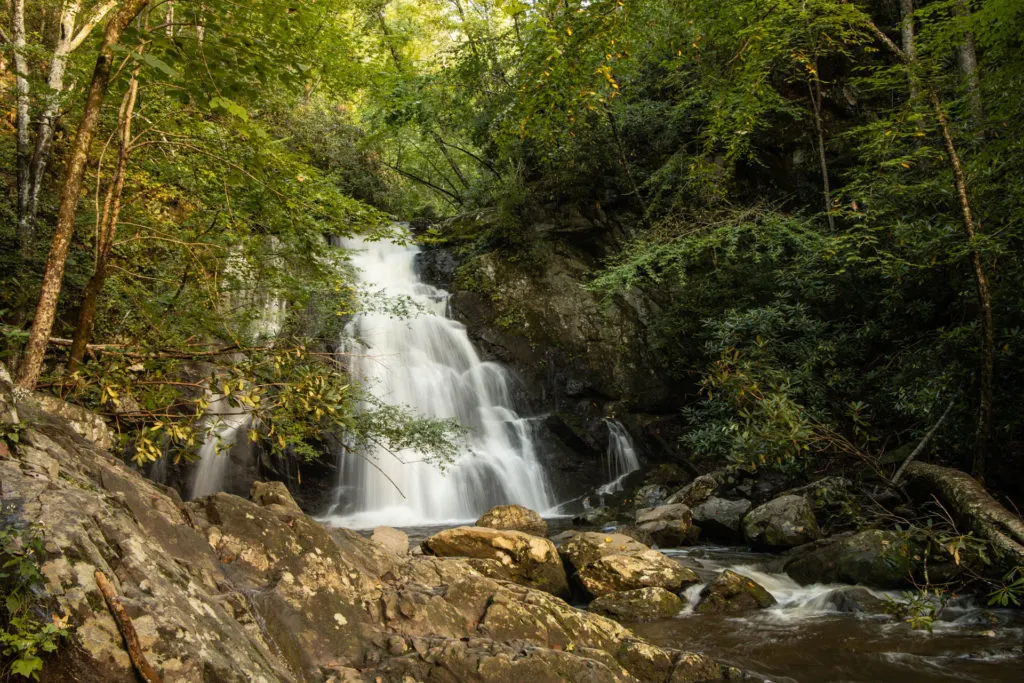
[2,0,1024,498]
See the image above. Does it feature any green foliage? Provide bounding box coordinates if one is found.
[0,513,68,680]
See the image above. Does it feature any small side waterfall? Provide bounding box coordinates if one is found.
[325,236,555,528]
[596,419,641,495]
[189,395,250,499]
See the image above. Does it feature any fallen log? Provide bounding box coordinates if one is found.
[904,462,1024,569]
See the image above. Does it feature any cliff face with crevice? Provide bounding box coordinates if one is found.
[0,368,745,682]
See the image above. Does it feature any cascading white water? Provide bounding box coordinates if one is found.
[189,395,250,499]
[596,419,642,495]
[325,235,555,528]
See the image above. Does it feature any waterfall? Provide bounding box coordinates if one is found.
[596,419,641,495]
[189,395,250,499]
[325,235,555,528]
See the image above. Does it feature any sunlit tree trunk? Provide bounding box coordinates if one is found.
[69,72,139,371]
[17,0,151,391]
[12,0,32,251]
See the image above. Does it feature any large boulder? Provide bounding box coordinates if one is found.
[589,587,685,623]
[249,480,302,512]
[560,532,699,598]
[634,504,695,547]
[742,494,819,549]
[692,497,752,542]
[371,526,410,556]
[422,526,569,597]
[695,570,777,614]
[476,504,548,537]
[784,530,916,589]
[666,472,722,507]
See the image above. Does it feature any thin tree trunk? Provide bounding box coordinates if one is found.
[13,0,32,251]
[955,1,983,127]
[867,20,994,482]
[899,0,919,101]
[69,73,139,371]
[17,0,151,392]
[807,57,834,232]
[29,2,119,224]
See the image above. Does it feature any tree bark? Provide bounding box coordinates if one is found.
[28,2,120,224]
[69,72,139,371]
[899,0,919,101]
[904,462,1024,570]
[16,0,151,392]
[955,0,983,127]
[13,0,32,251]
[807,57,834,232]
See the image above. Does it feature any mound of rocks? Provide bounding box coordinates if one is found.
[742,494,820,550]
[695,570,777,614]
[560,531,700,598]
[589,587,686,623]
[422,526,569,597]
[476,504,548,537]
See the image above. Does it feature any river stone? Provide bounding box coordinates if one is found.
[371,526,410,555]
[633,483,670,509]
[476,504,548,537]
[422,526,569,597]
[824,586,890,615]
[666,472,721,507]
[695,570,777,614]
[634,503,695,547]
[692,497,752,542]
[560,532,699,597]
[742,494,819,549]
[784,530,916,589]
[249,480,302,512]
[669,652,725,682]
[589,587,685,622]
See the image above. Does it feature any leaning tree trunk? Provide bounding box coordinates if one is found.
[904,462,1024,570]
[68,72,139,371]
[16,0,151,392]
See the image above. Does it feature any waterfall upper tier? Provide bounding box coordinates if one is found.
[325,235,556,528]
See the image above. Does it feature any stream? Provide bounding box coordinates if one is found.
[633,546,1024,682]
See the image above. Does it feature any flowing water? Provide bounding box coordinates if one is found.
[631,546,1024,682]
[596,419,642,496]
[323,236,555,528]
[189,394,250,499]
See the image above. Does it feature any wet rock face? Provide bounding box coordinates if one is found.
[422,526,570,598]
[692,497,752,542]
[742,494,820,550]
[695,570,777,614]
[634,504,695,548]
[476,504,548,537]
[784,530,917,589]
[560,532,700,598]
[589,587,686,623]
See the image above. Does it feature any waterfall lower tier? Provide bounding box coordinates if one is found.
[596,419,642,496]
[190,395,250,499]
[325,235,555,528]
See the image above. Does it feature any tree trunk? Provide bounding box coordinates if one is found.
[807,57,834,232]
[16,0,151,392]
[13,0,32,251]
[69,73,139,371]
[899,0,919,101]
[955,0,983,128]
[867,19,995,483]
[928,90,994,482]
[28,1,119,224]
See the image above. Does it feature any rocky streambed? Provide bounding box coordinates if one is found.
[3,370,1024,682]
